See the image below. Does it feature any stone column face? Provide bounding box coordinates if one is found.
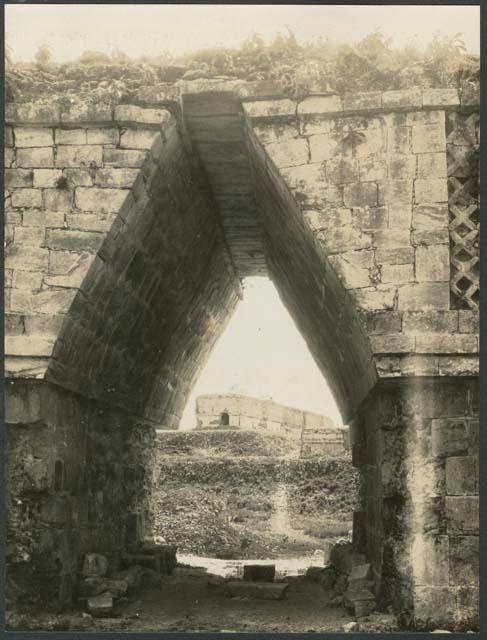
[352,376,479,628]
[5,379,156,609]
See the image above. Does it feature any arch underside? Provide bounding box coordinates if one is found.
[47,92,375,427]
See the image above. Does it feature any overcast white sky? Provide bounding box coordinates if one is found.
[5,4,480,62]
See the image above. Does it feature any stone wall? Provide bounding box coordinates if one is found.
[6,379,155,608]
[350,377,479,628]
[196,393,334,430]
[4,82,479,626]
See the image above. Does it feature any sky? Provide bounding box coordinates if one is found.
[5,5,480,62]
[180,278,344,429]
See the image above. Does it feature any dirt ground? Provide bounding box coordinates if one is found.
[6,571,400,633]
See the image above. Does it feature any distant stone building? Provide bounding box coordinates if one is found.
[195,393,349,457]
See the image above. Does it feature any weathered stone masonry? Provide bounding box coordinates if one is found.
[4,81,479,625]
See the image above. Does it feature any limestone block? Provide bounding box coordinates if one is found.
[43,188,73,212]
[5,245,49,272]
[24,314,64,336]
[87,128,120,145]
[373,228,411,249]
[308,133,341,162]
[4,356,49,378]
[33,169,63,188]
[402,311,458,334]
[55,129,87,145]
[438,356,479,376]
[44,256,92,288]
[49,249,90,275]
[300,115,332,136]
[422,88,460,107]
[14,226,45,246]
[415,334,477,354]
[303,208,352,231]
[417,153,447,179]
[449,536,479,585]
[415,244,450,282]
[328,253,372,289]
[55,145,103,168]
[114,105,171,125]
[5,169,34,189]
[376,247,414,265]
[370,334,415,353]
[12,270,43,291]
[297,95,342,115]
[354,126,386,157]
[343,182,378,207]
[380,263,414,284]
[225,581,289,600]
[382,89,422,108]
[400,354,439,376]
[445,496,478,534]
[458,310,479,334]
[397,283,450,310]
[411,124,446,153]
[11,189,42,208]
[362,311,402,335]
[264,137,308,168]
[16,147,55,168]
[413,586,456,623]
[378,180,413,206]
[94,168,139,188]
[67,213,115,233]
[5,210,22,225]
[412,204,449,229]
[243,564,275,582]
[326,158,359,184]
[413,229,449,246]
[15,127,53,147]
[243,99,296,119]
[353,286,396,311]
[431,419,469,458]
[5,126,14,146]
[60,102,112,122]
[413,535,450,586]
[5,147,15,168]
[414,179,448,204]
[22,209,65,228]
[343,92,382,112]
[87,592,113,617]
[387,154,417,180]
[318,227,372,253]
[5,335,55,357]
[406,111,445,126]
[387,126,411,153]
[388,204,413,229]
[75,187,128,213]
[120,129,160,150]
[353,205,388,229]
[11,288,77,315]
[445,456,478,495]
[252,123,298,145]
[280,164,342,205]
[64,168,94,186]
[45,229,105,253]
[5,382,42,423]
[359,157,387,181]
[5,314,24,336]
[10,102,61,122]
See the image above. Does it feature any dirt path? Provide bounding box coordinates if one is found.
[270,484,322,545]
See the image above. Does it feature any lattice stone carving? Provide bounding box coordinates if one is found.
[446,111,479,310]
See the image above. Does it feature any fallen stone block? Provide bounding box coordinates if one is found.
[354,599,376,617]
[173,566,208,578]
[86,592,113,618]
[114,565,144,593]
[82,554,108,578]
[243,564,276,582]
[225,581,289,600]
[330,542,367,575]
[320,565,338,590]
[305,566,324,583]
[349,563,371,581]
